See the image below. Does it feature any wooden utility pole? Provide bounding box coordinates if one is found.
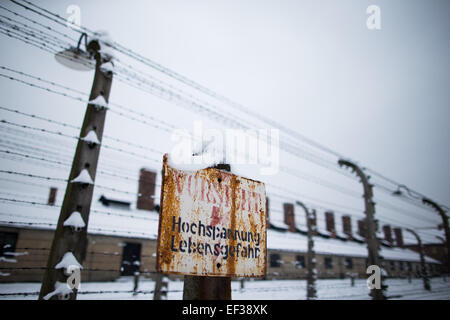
[296,201,317,300]
[338,159,387,300]
[39,39,113,300]
[422,198,450,275]
[406,229,431,291]
[182,163,232,300]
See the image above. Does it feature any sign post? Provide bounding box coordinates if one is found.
[156,154,267,299]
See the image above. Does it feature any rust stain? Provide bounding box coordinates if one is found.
[156,154,266,278]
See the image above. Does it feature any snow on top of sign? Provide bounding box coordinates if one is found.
[80,130,101,145]
[71,169,94,184]
[165,152,220,173]
[55,252,83,270]
[63,211,86,228]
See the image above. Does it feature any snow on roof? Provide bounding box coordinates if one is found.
[269,219,289,231]
[335,230,350,239]
[0,201,441,264]
[0,201,159,240]
[267,229,440,264]
[352,233,365,242]
[295,222,308,233]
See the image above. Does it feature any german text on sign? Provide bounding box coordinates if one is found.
[156,154,267,277]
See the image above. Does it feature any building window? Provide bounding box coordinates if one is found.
[345,257,353,269]
[390,261,395,271]
[120,242,142,276]
[325,257,333,269]
[399,261,404,271]
[270,253,282,268]
[407,262,412,272]
[296,255,305,269]
[0,232,18,257]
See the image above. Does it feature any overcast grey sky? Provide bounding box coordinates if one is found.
[0,0,449,243]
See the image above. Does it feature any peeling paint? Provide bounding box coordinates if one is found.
[156,154,267,277]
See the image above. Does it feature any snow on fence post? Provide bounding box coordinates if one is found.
[38,33,114,300]
[338,159,387,300]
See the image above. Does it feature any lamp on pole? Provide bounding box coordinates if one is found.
[422,198,450,275]
[405,229,431,290]
[295,201,316,300]
[338,159,387,300]
[39,31,114,300]
[392,185,450,275]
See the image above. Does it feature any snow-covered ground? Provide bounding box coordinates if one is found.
[1,277,449,300]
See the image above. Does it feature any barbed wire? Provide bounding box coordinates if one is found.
[0,65,437,220]
[0,2,444,243]
[0,17,356,183]
[4,0,448,213]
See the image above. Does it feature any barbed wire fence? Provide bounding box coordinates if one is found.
[0,0,448,300]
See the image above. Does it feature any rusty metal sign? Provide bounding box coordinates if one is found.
[156,154,267,278]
